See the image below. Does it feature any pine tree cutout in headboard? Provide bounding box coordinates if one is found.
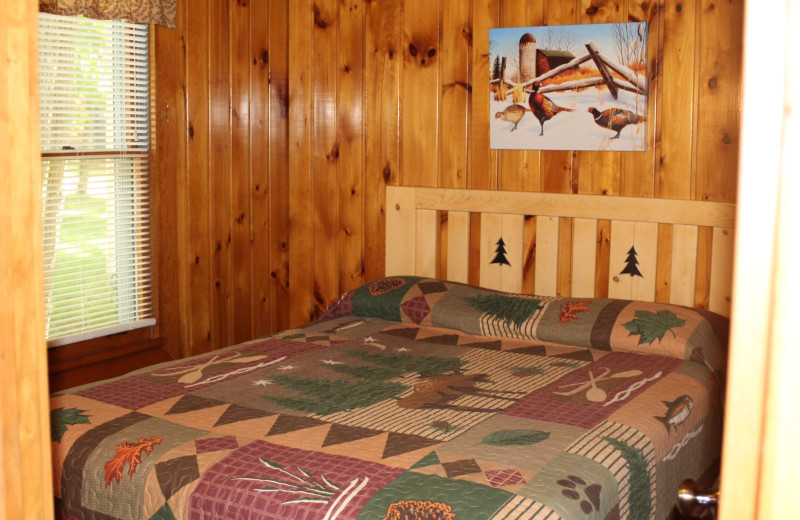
[620,246,643,278]
[491,238,511,266]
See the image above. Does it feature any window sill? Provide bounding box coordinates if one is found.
[48,327,173,392]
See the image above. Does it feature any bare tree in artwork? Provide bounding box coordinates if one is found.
[491,238,511,266]
[612,22,646,70]
[620,246,643,277]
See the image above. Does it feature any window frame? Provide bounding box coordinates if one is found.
[38,13,157,348]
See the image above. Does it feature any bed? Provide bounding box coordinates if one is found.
[51,187,735,520]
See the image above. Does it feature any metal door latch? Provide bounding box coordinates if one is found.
[677,479,719,518]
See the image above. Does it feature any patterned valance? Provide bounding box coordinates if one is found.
[40,0,177,28]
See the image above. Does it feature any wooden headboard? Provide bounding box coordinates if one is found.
[385,186,736,317]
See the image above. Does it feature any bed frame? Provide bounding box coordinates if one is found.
[385,186,736,317]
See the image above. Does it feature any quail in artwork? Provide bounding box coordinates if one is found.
[587,107,646,139]
[528,81,573,136]
[494,104,527,131]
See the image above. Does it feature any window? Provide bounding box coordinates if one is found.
[39,13,154,347]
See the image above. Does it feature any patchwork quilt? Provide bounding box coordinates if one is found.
[51,277,728,520]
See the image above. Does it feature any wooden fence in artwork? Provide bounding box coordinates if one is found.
[491,41,646,99]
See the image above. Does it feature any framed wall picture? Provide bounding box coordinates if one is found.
[490,23,649,151]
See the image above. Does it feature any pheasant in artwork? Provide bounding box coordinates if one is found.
[494,104,527,131]
[528,81,573,136]
[587,106,646,139]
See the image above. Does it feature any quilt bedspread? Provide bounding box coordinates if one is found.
[51,277,727,520]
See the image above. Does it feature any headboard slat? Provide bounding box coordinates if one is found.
[446,211,470,284]
[534,216,559,296]
[572,218,598,298]
[385,187,416,276]
[670,225,700,307]
[416,209,438,278]
[479,213,523,294]
[710,227,736,316]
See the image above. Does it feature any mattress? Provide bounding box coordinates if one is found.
[51,276,727,519]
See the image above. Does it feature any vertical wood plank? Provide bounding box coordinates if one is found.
[363,0,402,281]
[534,216,559,296]
[446,210,470,283]
[209,0,233,349]
[670,224,698,306]
[416,209,439,277]
[695,0,743,203]
[468,0,500,190]
[480,213,503,290]
[385,187,416,275]
[231,0,254,341]
[609,220,635,299]
[186,0,212,355]
[402,0,440,187]
[631,222,658,301]
[572,218,598,298]
[311,0,339,317]
[556,218,573,297]
[438,212,449,278]
[654,223,673,303]
[659,0,696,200]
[694,226,712,309]
[288,0,314,325]
[268,0,290,332]
[440,0,470,189]
[480,213,523,293]
[522,216,537,294]
[0,0,54,515]
[153,14,188,358]
[609,220,658,301]
[594,220,612,298]
[338,0,365,295]
[469,212,482,286]
[176,2,192,355]
[500,214,524,293]
[249,0,270,338]
[709,227,734,316]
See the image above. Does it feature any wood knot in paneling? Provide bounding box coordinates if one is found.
[407,37,437,67]
[327,142,340,161]
[722,131,732,145]
[314,5,332,29]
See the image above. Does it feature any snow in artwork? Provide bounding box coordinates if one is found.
[489,22,649,151]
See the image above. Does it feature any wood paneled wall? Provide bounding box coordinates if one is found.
[153,0,743,359]
[154,0,290,358]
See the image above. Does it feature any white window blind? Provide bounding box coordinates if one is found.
[39,13,155,347]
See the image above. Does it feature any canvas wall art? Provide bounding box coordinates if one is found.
[489,22,648,151]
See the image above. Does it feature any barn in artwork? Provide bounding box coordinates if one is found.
[536,48,576,75]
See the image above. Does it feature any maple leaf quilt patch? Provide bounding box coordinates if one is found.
[622,309,687,345]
